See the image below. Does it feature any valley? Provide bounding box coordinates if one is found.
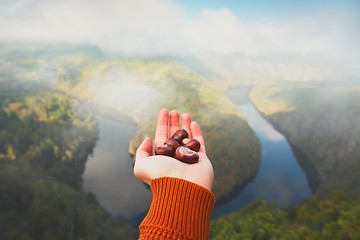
[1,43,359,239]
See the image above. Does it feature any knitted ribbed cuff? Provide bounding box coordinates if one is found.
[139,177,215,240]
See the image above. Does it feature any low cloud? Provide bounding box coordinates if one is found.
[0,0,186,55]
[85,69,161,121]
[1,0,359,81]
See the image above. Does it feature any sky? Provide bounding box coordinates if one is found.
[0,0,359,81]
[179,0,359,19]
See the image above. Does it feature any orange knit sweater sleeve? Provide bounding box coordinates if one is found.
[138,177,216,240]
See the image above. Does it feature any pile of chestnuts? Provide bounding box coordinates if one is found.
[155,129,201,164]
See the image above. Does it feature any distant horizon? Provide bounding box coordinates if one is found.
[0,0,359,82]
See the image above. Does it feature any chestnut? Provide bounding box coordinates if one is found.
[174,146,199,164]
[172,129,189,143]
[185,139,201,152]
[164,138,180,150]
[155,146,175,157]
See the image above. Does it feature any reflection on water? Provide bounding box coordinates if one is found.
[212,103,312,218]
[82,117,151,221]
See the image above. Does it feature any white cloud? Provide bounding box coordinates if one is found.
[0,0,359,80]
[186,8,359,81]
[0,0,186,55]
[182,8,250,54]
[87,69,161,120]
[186,8,359,61]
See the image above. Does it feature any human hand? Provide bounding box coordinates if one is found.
[134,109,214,191]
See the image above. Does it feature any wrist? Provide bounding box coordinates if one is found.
[139,177,215,240]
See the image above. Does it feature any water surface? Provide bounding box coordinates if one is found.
[212,103,312,218]
[82,117,151,222]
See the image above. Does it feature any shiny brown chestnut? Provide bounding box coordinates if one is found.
[174,146,199,164]
[185,139,201,152]
[164,138,180,150]
[155,145,175,157]
[172,129,189,143]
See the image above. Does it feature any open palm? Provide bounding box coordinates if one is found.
[134,109,214,191]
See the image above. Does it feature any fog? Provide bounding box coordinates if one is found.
[86,69,161,122]
[1,0,359,82]
[1,2,359,234]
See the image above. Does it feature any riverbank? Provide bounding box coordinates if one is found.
[213,102,311,218]
[251,82,360,196]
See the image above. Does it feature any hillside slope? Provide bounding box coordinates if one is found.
[210,193,360,240]
[61,55,262,200]
[0,42,261,207]
[251,82,360,196]
[0,83,137,239]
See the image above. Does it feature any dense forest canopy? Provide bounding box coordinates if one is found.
[210,193,360,240]
[0,84,137,239]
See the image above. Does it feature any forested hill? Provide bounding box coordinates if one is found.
[209,82,360,239]
[50,46,261,201]
[0,83,137,239]
[210,193,360,240]
[251,82,360,196]
[0,43,262,238]
[0,43,262,200]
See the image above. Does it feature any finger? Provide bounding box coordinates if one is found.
[154,109,169,149]
[190,121,206,154]
[169,110,180,137]
[135,137,153,161]
[181,113,192,139]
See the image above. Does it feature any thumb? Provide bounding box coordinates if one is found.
[135,137,153,161]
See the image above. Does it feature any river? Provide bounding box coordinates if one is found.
[82,116,151,224]
[82,102,312,225]
[212,103,312,218]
